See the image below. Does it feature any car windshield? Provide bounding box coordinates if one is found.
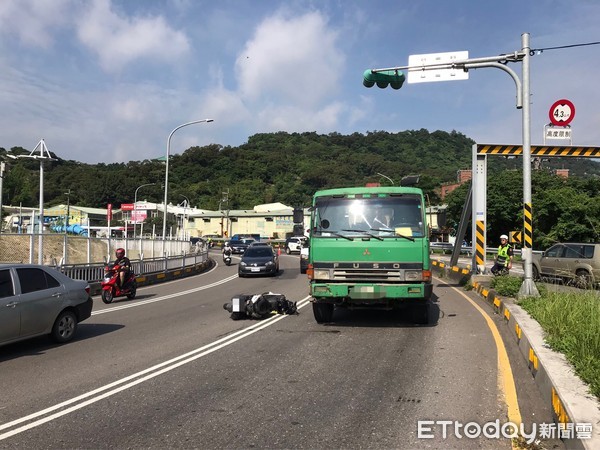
[245,248,273,257]
[312,194,424,238]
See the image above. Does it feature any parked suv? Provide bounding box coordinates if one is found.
[532,242,600,288]
[285,236,307,254]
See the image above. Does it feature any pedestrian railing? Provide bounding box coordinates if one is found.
[59,251,209,283]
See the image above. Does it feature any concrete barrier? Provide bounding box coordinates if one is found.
[432,258,600,449]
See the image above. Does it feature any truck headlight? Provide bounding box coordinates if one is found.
[404,270,422,281]
[314,269,331,280]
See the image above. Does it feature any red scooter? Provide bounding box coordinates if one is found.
[101,263,137,304]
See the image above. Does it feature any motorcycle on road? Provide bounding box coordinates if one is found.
[223,250,232,266]
[101,263,137,304]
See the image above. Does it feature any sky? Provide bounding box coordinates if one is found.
[1,0,599,164]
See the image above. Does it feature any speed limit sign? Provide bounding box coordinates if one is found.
[549,99,575,126]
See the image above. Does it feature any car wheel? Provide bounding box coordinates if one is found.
[574,270,592,289]
[51,310,78,343]
[285,246,291,254]
[312,302,334,323]
[532,265,540,281]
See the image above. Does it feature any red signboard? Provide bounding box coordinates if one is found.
[107,204,112,221]
[120,203,135,211]
[131,210,147,224]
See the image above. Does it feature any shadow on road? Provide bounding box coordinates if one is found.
[0,323,125,363]
[316,297,441,329]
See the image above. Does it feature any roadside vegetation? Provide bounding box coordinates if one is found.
[492,276,600,399]
[3,130,600,249]
[518,291,600,399]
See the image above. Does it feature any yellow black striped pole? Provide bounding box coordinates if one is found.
[523,203,533,249]
[475,220,486,271]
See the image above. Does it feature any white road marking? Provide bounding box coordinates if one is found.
[0,296,311,440]
[93,274,240,315]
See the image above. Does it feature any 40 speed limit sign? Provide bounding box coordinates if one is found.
[549,99,575,126]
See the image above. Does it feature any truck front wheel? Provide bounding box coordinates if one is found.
[312,302,334,323]
[410,303,429,325]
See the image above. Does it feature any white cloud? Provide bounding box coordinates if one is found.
[256,102,345,133]
[0,0,72,47]
[76,0,191,73]
[235,11,345,107]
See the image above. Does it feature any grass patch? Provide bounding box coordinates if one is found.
[490,275,523,298]
[518,291,600,399]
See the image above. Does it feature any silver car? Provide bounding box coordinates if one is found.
[0,264,93,347]
[532,243,600,288]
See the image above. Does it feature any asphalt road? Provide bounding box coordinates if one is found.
[0,250,563,449]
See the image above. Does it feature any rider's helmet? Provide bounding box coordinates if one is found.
[500,234,508,241]
[115,248,125,258]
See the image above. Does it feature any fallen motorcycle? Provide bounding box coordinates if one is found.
[101,263,137,304]
[223,292,297,320]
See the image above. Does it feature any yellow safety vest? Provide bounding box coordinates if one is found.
[497,244,511,265]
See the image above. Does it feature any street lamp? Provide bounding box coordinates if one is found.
[179,194,190,240]
[162,119,213,254]
[376,172,394,186]
[7,139,57,264]
[133,183,156,241]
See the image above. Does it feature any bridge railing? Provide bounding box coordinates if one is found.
[0,233,209,283]
[58,250,209,283]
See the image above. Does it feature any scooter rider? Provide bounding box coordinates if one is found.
[222,241,233,261]
[114,248,131,288]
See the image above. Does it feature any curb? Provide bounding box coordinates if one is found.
[89,259,215,296]
[432,259,600,449]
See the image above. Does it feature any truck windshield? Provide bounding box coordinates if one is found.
[313,195,424,239]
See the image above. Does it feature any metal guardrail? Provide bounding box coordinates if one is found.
[430,242,543,257]
[58,250,209,283]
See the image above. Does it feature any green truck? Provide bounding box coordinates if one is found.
[307,186,432,324]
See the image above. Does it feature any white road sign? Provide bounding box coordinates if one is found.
[407,51,469,84]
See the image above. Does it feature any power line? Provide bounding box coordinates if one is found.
[531,40,600,55]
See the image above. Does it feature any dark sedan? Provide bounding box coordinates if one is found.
[230,239,255,254]
[238,245,279,277]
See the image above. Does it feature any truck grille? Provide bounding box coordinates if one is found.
[314,262,423,282]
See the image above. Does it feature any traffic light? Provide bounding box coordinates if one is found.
[363,69,405,90]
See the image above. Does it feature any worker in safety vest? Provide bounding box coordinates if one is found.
[491,234,513,275]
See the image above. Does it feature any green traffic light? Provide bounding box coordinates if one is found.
[363,69,405,90]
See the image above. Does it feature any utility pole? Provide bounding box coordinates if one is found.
[363,32,539,297]
[0,161,5,235]
[221,189,229,237]
[64,189,71,234]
